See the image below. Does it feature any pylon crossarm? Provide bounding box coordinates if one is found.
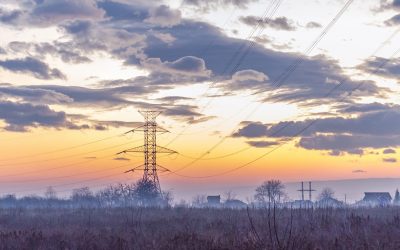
[124,164,146,173]
[131,125,169,133]
[139,110,162,118]
[123,145,146,153]
[156,164,170,172]
[116,150,128,155]
[123,129,135,135]
[156,146,177,154]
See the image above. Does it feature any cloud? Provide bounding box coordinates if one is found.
[0,83,151,108]
[298,134,400,152]
[97,0,149,21]
[0,0,105,27]
[139,20,382,104]
[352,169,367,173]
[27,85,142,107]
[222,70,269,91]
[306,21,322,29]
[157,96,193,104]
[0,99,162,132]
[232,122,269,138]
[0,57,66,80]
[32,0,104,26]
[383,148,396,154]
[114,157,130,161]
[329,150,343,156]
[246,140,279,148]
[358,56,400,78]
[0,8,23,24]
[0,85,72,104]
[184,0,259,12]
[49,3,383,105]
[385,14,400,26]
[100,72,205,88]
[239,16,296,31]
[144,5,181,27]
[383,157,397,163]
[141,56,211,77]
[90,120,142,130]
[7,41,92,64]
[338,102,398,114]
[0,100,76,132]
[150,32,176,44]
[36,42,92,64]
[379,0,400,11]
[234,104,400,153]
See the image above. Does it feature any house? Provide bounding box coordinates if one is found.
[207,195,221,206]
[291,200,313,209]
[224,199,247,209]
[315,197,344,208]
[360,192,392,207]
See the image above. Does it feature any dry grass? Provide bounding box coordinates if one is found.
[0,206,399,249]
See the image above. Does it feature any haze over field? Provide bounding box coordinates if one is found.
[0,0,400,200]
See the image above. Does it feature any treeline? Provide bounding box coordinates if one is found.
[0,179,172,208]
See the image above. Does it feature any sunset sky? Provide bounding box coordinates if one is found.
[0,0,400,201]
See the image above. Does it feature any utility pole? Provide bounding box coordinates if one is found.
[297,181,316,201]
[117,111,177,194]
[308,181,315,201]
[298,182,305,201]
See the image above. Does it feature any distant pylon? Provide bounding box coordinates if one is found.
[117,110,177,193]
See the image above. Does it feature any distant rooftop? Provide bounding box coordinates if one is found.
[363,192,392,202]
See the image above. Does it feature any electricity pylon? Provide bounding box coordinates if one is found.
[117,110,176,194]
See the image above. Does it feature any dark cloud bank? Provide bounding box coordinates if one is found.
[0,0,396,160]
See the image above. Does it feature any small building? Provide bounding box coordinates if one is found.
[315,197,344,208]
[207,195,221,206]
[291,200,313,209]
[224,199,247,209]
[361,192,392,207]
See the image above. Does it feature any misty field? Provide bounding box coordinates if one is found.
[0,207,400,249]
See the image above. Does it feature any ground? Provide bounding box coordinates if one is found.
[0,206,400,249]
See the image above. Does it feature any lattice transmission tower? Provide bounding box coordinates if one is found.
[117,111,177,193]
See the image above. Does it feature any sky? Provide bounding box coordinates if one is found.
[0,0,400,201]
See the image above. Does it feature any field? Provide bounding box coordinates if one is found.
[0,206,400,249]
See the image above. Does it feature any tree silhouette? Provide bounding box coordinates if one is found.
[255,179,285,204]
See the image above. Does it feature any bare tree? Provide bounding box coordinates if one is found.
[224,190,237,201]
[71,187,96,207]
[318,187,335,200]
[44,186,57,200]
[133,179,160,206]
[255,180,285,204]
[192,194,207,207]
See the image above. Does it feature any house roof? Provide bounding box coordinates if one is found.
[363,192,392,201]
[225,199,247,206]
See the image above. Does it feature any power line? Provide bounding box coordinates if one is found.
[0,153,117,178]
[0,140,140,168]
[164,0,284,147]
[178,146,251,161]
[165,0,355,174]
[0,162,138,184]
[2,172,130,196]
[0,133,128,162]
[166,28,400,179]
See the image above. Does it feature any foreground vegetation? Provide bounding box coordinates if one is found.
[0,206,400,249]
